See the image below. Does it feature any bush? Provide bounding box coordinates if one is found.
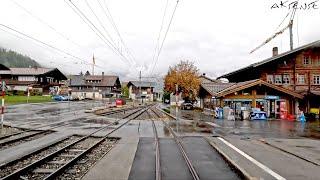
[30,89,42,96]
[17,91,25,96]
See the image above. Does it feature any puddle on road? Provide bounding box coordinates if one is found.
[169,108,320,139]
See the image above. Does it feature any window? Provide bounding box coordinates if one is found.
[314,75,320,85]
[275,75,282,84]
[283,74,290,84]
[303,56,311,65]
[317,56,320,66]
[297,74,305,84]
[267,75,274,84]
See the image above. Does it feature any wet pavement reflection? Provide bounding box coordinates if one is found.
[167,107,320,139]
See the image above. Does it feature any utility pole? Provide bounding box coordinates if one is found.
[175,84,179,133]
[1,81,5,132]
[92,54,95,75]
[289,19,293,50]
[139,71,142,104]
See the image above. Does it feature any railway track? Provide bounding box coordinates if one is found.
[0,105,151,180]
[147,107,200,180]
[0,118,91,151]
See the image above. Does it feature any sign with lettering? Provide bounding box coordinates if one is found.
[265,95,279,100]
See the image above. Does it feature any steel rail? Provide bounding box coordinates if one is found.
[0,115,87,141]
[100,106,139,116]
[1,106,149,180]
[150,107,200,180]
[147,109,162,180]
[0,115,91,145]
[43,106,151,180]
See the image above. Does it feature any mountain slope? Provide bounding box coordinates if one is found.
[0,47,41,68]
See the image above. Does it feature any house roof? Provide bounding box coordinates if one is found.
[216,79,304,99]
[128,81,156,88]
[9,67,53,75]
[69,75,120,87]
[199,75,219,83]
[200,82,235,96]
[0,65,67,80]
[218,40,320,79]
[0,64,10,70]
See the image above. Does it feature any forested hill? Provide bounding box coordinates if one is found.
[0,47,41,68]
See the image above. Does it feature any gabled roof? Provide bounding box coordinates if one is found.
[201,82,235,96]
[199,75,219,83]
[216,79,303,99]
[218,40,320,79]
[69,75,120,87]
[0,65,67,80]
[128,81,156,88]
[0,64,10,70]
[9,67,53,75]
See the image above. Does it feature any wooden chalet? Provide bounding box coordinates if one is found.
[69,72,121,99]
[0,64,67,94]
[218,40,320,115]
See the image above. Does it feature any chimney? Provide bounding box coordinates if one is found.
[102,72,104,79]
[272,47,278,57]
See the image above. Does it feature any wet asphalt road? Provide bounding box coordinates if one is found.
[166,106,320,139]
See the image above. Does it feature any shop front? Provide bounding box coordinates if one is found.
[216,79,303,120]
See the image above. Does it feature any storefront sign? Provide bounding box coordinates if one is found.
[265,95,279,100]
[224,99,252,102]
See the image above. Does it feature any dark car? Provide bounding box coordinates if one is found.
[181,101,194,110]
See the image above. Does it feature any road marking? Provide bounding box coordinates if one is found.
[217,137,286,180]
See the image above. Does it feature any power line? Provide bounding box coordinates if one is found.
[66,0,133,67]
[150,0,180,75]
[0,23,87,64]
[10,0,82,48]
[0,24,111,74]
[84,0,118,51]
[97,0,137,66]
[151,0,169,70]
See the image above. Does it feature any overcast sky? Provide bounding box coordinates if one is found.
[0,0,320,81]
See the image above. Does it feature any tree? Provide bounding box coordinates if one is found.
[164,60,200,100]
[121,85,129,98]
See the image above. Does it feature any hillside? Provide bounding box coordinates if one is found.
[0,47,41,68]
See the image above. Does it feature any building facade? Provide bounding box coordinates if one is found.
[69,73,121,99]
[127,81,156,101]
[218,41,320,115]
[0,64,67,94]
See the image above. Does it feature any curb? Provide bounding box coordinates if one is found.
[203,136,256,180]
[259,139,320,166]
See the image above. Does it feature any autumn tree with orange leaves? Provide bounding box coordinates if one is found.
[164,60,200,100]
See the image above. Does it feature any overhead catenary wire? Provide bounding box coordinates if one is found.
[0,23,105,73]
[150,0,180,76]
[151,0,169,71]
[84,0,118,51]
[97,0,137,66]
[65,0,134,67]
[10,0,82,48]
[0,24,88,64]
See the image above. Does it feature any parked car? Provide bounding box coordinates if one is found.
[181,101,194,110]
[52,95,67,101]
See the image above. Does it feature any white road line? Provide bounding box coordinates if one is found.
[217,137,286,180]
